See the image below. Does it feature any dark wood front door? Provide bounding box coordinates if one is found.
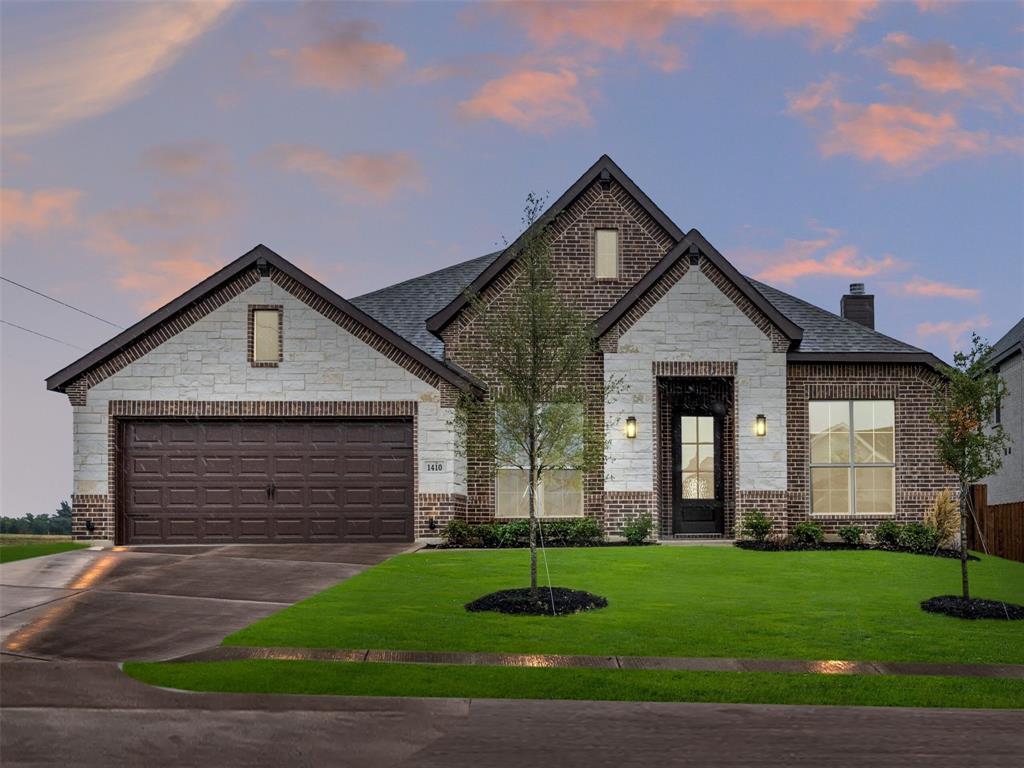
[672,410,724,534]
[120,418,414,545]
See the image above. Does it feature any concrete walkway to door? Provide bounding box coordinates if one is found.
[0,542,414,661]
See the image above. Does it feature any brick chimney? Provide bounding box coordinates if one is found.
[841,283,875,329]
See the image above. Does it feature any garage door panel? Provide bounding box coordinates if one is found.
[122,419,413,544]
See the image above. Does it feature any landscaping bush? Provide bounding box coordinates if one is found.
[899,522,943,554]
[441,519,476,547]
[925,490,960,548]
[542,518,603,547]
[621,513,655,545]
[873,520,904,550]
[791,521,825,548]
[442,518,602,548]
[739,509,774,542]
[837,525,864,547]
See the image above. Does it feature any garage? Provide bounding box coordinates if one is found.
[120,419,414,545]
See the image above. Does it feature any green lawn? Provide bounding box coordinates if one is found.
[226,547,1024,664]
[124,660,1024,709]
[0,539,88,563]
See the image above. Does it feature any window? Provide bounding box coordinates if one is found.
[595,229,618,279]
[495,468,584,518]
[680,415,715,499]
[249,306,282,365]
[809,400,894,515]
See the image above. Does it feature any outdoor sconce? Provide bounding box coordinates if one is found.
[755,414,767,437]
[428,516,437,531]
[625,416,637,439]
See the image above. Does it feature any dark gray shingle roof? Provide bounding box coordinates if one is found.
[349,251,501,359]
[747,278,928,355]
[348,251,933,360]
[988,316,1024,367]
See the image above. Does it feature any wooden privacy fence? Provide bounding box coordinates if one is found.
[968,485,1024,563]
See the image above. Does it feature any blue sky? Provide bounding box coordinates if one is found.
[2,0,1022,516]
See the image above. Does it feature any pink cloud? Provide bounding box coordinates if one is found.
[898,277,979,300]
[496,1,876,67]
[756,245,899,284]
[2,1,234,137]
[270,145,425,201]
[1,187,81,241]
[916,315,991,348]
[878,33,1023,109]
[458,69,592,132]
[271,21,406,92]
[788,78,1020,168]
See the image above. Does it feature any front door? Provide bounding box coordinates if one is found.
[672,411,724,534]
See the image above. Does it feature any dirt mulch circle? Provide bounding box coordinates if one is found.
[920,596,1024,620]
[465,587,608,616]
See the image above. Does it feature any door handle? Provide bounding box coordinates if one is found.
[267,482,276,499]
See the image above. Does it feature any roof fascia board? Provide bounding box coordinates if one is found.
[787,350,948,371]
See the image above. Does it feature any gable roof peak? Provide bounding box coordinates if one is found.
[425,154,685,335]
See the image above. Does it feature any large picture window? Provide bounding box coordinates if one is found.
[809,400,894,515]
[495,468,584,518]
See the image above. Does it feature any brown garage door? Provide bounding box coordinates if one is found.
[121,419,413,544]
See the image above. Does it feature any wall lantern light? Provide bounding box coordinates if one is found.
[625,416,637,439]
[755,414,767,437]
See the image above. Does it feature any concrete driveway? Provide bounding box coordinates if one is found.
[0,542,412,661]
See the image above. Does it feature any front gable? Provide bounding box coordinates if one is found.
[596,231,801,354]
[47,245,481,405]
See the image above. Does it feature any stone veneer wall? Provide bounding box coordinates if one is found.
[67,275,465,540]
[785,362,956,533]
[604,260,789,537]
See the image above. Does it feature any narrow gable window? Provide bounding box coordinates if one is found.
[249,306,282,366]
[595,229,618,279]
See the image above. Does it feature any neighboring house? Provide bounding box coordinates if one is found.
[982,318,1024,504]
[48,156,955,545]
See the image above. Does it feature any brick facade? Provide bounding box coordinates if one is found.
[785,363,956,534]
[441,177,676,528]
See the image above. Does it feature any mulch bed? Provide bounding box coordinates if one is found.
[465,587,608,616]
[735,540,979,559]
[920,596,1024,620]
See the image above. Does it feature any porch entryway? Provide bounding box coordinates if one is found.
[657,377,735,537]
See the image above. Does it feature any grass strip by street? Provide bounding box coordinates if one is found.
[124,660,1024,709]
[0,540,88,563]
[224,548,1024,665]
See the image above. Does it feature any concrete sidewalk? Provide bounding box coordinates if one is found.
[2,660,1022,768]
[174,644,1024,679]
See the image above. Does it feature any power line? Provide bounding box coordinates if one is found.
[0,319,87,350]
[0,276,123,328]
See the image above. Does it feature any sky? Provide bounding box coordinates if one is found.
[1,0,1022,517]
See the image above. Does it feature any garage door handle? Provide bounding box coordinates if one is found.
[267,482,276,499]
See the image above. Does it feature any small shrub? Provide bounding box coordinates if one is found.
[837,525,864,547]
[441,519,476,548]
[622,513,655,545]
[791,521,825,548]
[925,489,960,547]
[873,520,904,550]
[563,517,604,546]
[900,522,943,554]
[739,509,774,542]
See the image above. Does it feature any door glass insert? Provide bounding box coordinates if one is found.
[680,415,715,499]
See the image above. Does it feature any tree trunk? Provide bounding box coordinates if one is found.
[960,482,970,601]
[528,467,538,599]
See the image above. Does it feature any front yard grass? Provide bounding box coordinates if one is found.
[0,538,88,563]
[225,547,1024,665]
[124,660,1024,709]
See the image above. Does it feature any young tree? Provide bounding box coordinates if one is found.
[929,333,1007,601]
[455,194,609,599]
